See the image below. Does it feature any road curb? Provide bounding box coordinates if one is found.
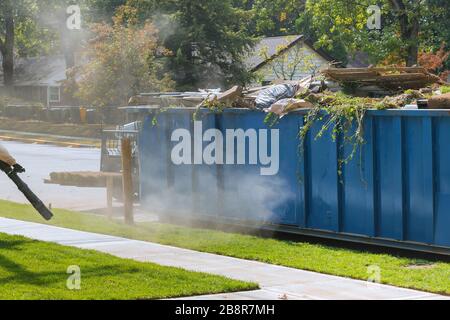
[0,135,96,148]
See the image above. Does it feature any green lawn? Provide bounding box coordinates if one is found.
[0,232,256,300]
[1,200,450,295]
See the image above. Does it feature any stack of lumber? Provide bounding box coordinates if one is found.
[322,67,443,90]
[45,171,122,188]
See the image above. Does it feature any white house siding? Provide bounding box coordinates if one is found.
[254,42,329,85]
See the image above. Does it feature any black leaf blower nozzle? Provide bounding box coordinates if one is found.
[0,161,53,221]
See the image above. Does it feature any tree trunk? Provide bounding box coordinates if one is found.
[403,13,419,67]
[389,0,420,67]
[0,1,15,87]
[2,49,14,87]
[63,43,76,69]
[405,36,419,67]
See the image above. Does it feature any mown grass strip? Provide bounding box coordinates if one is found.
[1,200,449,295]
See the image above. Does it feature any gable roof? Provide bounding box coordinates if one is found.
[245,35,336,71]
[0,55,67,87]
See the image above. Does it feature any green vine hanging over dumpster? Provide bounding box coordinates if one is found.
[298,92,393,177]
[193,96,227,121]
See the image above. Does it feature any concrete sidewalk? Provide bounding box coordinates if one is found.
[0,217,447,300]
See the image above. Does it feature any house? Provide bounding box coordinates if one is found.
[245,35,335,86]
[0,55,76,107]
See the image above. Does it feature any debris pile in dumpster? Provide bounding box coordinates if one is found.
[128,66,450,115]
[321,67,443,90]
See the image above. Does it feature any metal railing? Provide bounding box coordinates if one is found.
[100,122,141,173]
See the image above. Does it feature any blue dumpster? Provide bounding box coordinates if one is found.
[138,108,450,254]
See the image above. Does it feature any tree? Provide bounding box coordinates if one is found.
[67,7,174,106]
[0,0,79,86]
[418,44,450,79]
[0,0,17,86]
[85,0,128,23]
[248,0,306,37]
[35,1,87,69]
[171,0,254,88]
[300,0,448,67]
[420,0,450,72]
[389,0,420,67]
[124,0,256,89]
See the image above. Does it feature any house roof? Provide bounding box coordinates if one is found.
[0,55,67,87]
[245,35,336,71]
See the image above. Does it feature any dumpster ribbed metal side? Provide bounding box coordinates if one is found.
[138,108,450,254]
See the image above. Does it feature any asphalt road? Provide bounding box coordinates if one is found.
[0,140,106,211]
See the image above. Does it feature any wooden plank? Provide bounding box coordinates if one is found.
[322,66,439,89]
[325,72,381,80]
[121,138,134,225]
[216,85,243,105]
[373,73,429,82]
[47,171,121,188]
[325,73,428,82]
[106,176,114,219]
[325,67,428,73]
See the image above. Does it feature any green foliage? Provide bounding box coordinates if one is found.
[263,112,280,127]
[151,106,178,126]
[246,0,306,36]
[0,0,87,59]
[299,0,396,65]
[165,0,256,89]
[441,86,450,94]
[67,12,174,107]
[299,0,450,67]
[124,0,256,90]
[4,0,449,92]
[192,97,227,121]
[420,0,450,58]
[14,19,59,57]
[202,96,227,113]
[300,92,391,175]
[85,0,128,22]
